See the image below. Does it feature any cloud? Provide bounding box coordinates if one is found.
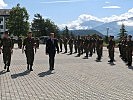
[0,0,7,8]
[59,8,133,30]
[117,20,133,26]
[102,6,121,9]
[105,1,110,4]
[41,0,85,4]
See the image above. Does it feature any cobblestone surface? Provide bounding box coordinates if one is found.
[0,44,133,100]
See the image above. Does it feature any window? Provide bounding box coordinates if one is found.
[0,17,3,21]
[0,25,3,29]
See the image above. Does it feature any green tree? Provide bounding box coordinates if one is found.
[31,14,59,37]
[7,4,29,37]
[118,23,127,39]
[31,14,45,37]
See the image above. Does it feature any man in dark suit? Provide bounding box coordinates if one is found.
[46,33,59,70]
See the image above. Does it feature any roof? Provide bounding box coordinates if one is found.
[0,9,11,16]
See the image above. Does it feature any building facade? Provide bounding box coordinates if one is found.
[0,9,11,37]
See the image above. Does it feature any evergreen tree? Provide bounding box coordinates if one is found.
[118,23,127,38]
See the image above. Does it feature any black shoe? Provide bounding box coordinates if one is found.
[27,65,29,70]
[4,65,6,69]
[30,69,33,71]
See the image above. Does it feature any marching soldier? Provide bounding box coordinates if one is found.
[84,35,89,59]
[0,31,13,72]
[126,35,133,67]
[96,36,103,61]
[107,36,115,63]
[22,32,36,71]
[77,35,82,57]
[68,37,74,54]
[63,37,68,53]
[74,37,78,53]
[89,36,94,57]
[121,36,127,62]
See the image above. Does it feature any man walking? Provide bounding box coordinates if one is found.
[22,32,36,71]
[46,33,59,71]
[0,31,13,72]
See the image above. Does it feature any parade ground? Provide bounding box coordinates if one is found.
[0,44,133,100]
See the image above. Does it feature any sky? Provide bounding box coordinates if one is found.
[1,0,133,29]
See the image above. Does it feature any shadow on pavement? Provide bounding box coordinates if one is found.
[38,70,55,77]
[11,70,31,79]
[0,70,7,75]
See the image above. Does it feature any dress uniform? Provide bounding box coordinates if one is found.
[0,31,13,72]
[59,38,63,52]
[22,32,36,71]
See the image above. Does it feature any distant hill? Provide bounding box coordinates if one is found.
[59,29,105,37]
[71,30,105,37]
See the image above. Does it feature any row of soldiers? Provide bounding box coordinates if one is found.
[58,35,103,61]
[118,35,133,67]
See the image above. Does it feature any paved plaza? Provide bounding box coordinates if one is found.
[0,44,133,100]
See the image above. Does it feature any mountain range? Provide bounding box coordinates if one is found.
[60,8,133,37]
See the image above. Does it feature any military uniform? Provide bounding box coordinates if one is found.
[74,38,78,53]
[68,38,74,54]
[84,37,89,58]
[23,37,36,71]
[107,36,115,63]
[126,35,133,66]
[89,37,93,57]
[96,38,103,61]
[63,38,68,53]
[0,33,13,72]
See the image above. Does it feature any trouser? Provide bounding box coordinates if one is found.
[60,44,62,52]
[127,49,132,66]
[109,50,114,62]
[3,51,11,66]
[77,46,81,56]
[49,53,55,70]
[25,50,34,66]
[89,48,93,56]
[69,45,73,54]
[96,48,102,60]
[64,44,67,53]
[74,44,77,53]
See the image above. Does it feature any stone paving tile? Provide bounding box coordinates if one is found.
[0,44,133,100]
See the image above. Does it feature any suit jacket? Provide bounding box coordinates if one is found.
[46,38,59,54]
